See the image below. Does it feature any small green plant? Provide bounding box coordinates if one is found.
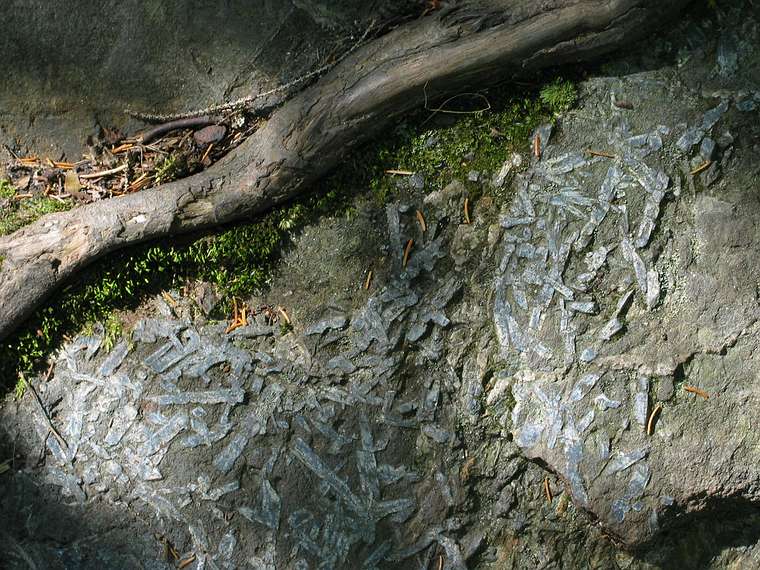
[0,179,15,199]
[14,373,27,400]
[540,79,578,115]
[102,314,124,352]
[154,155,186,185]
[278,204,307,231]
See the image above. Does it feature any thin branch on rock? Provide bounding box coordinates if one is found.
[126,19,377,123]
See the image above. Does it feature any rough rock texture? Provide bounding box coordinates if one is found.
[0,3,759,570]
[0,0,417,158]
[489,3,760,552]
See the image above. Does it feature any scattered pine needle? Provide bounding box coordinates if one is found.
[364,269,373,291]
[533,133,542,158]
[647,404,662,436]
[415,210,427,233]
[684,385,710,400]
[587,149,616,159]
[112,143,134,154]
[690,160,712,175]
[80,164,127,180]
[201,142,215,163]
[161,290,176,308]
[543,476,553,503]
[178,554,196,569]
[225,298,248,334]
[464,197,471,224]
[385,169,413,176]
[128,172,152,193]
[402,239,414,268]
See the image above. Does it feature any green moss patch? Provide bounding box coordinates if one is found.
[0,179,73,236]
[539,79,578,116]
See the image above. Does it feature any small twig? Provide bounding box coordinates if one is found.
[26,365,68,451]
[2,143,20,160]
[463,197,471,224]
[364,269,373,290]
[111,143,133,154]
[178,554,196,569]
[128,172,153,193]
[161,291,178,308]
[127,20,376,123]
[385,169,414,176]
[79,164,128,180]
[684,385,710,400]
[533,133,542,159]
[225,298,241,334]
[425,92,491,115]
[48,193,68,204]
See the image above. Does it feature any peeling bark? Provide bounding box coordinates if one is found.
[0,0,689,341]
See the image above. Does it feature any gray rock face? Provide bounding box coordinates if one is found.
[2,4,760,570]
[0,1,417,157]
[486,12,760,547]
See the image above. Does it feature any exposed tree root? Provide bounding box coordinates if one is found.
[0,0,689,341]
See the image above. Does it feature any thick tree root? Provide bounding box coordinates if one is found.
[0,0,688,341]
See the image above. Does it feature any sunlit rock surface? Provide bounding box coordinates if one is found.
[1,4,760,569]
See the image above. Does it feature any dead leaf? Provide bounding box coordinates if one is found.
[14,175,31,191]
[64,170,82,194]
